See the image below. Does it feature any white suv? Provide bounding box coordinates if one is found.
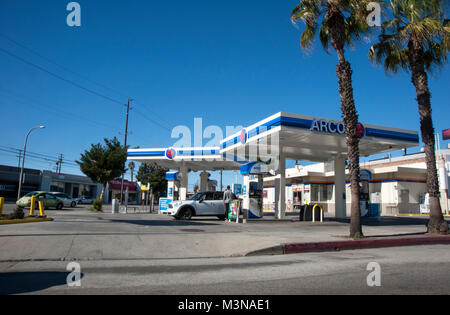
[168,191,238,220]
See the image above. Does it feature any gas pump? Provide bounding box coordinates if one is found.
[360,169,372,217]
[166,171,180,201]
[241,162,269,219]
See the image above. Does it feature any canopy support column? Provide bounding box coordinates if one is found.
[335,158,347,218]
[275,153,286,220]
[200,171,209,192]
[179,164,188,201]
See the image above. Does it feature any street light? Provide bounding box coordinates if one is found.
[17,125,46,200]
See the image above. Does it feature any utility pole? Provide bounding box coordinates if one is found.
[120,99,133,204]
[56,154,64,174]
[17,150,22,169]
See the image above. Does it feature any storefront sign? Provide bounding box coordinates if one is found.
[360,169,373,181]
[109,179,138,192]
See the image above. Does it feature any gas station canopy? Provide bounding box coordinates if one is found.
[127,147,242,171]
[128,112,420,219]
[220,112,419,162]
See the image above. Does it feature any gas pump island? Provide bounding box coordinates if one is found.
[240,162,270,219]
[128,112,419,220]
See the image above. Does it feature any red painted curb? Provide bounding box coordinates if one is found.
[283,235,450,254]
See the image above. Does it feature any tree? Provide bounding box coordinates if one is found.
[128,161,136,183]
[369,0,449,234]
[291,0,380,238]
[76,137,128,203]
[136,163,168,200]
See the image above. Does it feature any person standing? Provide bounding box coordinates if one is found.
[223,186,233,222]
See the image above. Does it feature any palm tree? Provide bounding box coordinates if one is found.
[128,161,136,183]
[291,0,379,238]
[369,0,449,234]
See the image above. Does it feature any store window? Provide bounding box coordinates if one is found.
[311,185,319,202]
[320,185,333,202]
[50,182,64,193]
[311,184,332,202]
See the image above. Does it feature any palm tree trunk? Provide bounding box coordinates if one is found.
[408,39,447,234]
[327,4,362,238]
[336,49,362,238]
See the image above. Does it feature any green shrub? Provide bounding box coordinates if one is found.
[13,207,25,220]
[92,198,103,212]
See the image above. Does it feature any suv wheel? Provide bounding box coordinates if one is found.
[180,208,193,220]
[56,203,64,210]
[71,201,76,208]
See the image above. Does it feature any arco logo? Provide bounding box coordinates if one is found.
[240,129,248,144]
[356,123,366,139]
[166,148,177,160]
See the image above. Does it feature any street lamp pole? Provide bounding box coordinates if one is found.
[17,126,45,200]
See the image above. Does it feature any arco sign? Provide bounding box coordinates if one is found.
[310,119,365,139]
[165,148,177,160]
[310,120,346,135]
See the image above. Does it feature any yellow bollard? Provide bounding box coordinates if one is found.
[312,204,323,223]
[0,197,4,216]
[38,201,45,217]
[30,195,36,216]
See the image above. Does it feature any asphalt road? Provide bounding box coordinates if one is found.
[0,245,449,295]
[0,206,449,295]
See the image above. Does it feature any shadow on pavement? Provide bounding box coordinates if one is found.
[0,272,83,295]
[109,219,220,227]
[329,217,432,226]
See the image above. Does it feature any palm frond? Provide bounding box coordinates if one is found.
[370,0,449,75]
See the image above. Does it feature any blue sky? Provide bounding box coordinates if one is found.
[0,0,449,190]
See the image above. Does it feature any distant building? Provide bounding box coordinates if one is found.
[0,165,102,201]
[105,179,140,205]
[257,149,450,216]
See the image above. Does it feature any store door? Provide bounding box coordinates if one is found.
[72,186,79,199]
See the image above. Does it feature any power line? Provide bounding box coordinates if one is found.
[1,39,175,146]
[0,88,122,133]
[0,151,79,170]
[0,34,130,99]
[134,108,172,132]
[0,35,173,127]
[0,47,124,105]
[0,147,79,167]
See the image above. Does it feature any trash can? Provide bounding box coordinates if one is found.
[299,205,306,221]
[112,199,119,214]
[301,205,321,222]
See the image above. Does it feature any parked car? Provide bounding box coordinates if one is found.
[16,191,64,210]
[168,191,239,220]
[49,192,78,208]
[76,196,94,204]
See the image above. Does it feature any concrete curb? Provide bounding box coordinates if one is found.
[0,217,53,225]
[246,235,450,256]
